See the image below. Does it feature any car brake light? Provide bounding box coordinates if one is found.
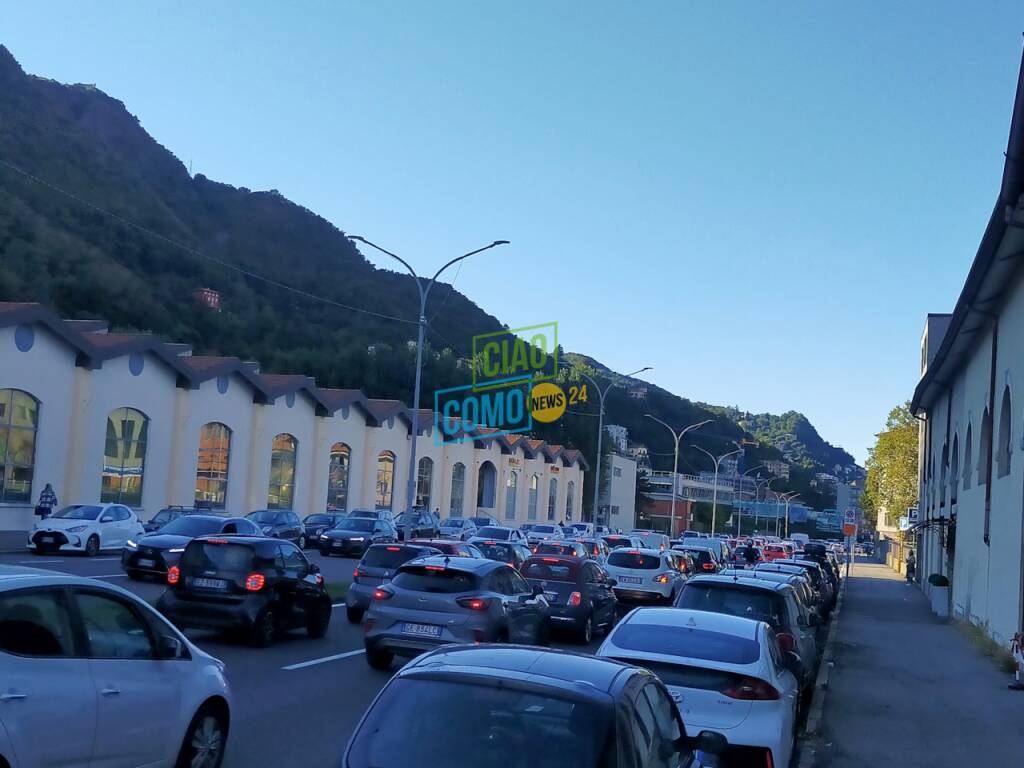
[542,557,561,563]
[245,573,265,591]
[206,539,229,545]
[567,591,582,607]
[456,597,491,611]
[425,564,446,572]
[483,541,497,545]
[373,588,393,601]
[352,567,362,581]
[777,632,796,653]
[167,566,180,585]
[386,546,401,552]
[721,676,780,701]
[654,574,670,584]
[702,562,716,571]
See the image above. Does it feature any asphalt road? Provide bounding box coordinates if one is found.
[0,546,602,767]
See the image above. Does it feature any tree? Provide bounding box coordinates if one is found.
[861,402,918,528]
[635,469,654,514]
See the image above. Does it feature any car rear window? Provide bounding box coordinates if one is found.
[679,548,713,564]
[677,584,785,629]
[533,525,557,534]
[535,543,573,555]
[476,527,510,540]
[522,559,577,582]
[159,517,226,537]
[610,623,760,665]
[181,542,255,574]
[392,566,479,593]
[603,536,633,549]
[607,551,660,570]
[362,545,432,569]
[476,542,513,560]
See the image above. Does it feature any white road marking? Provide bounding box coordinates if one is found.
[18,559,64,564]
[90,557,122,562]
[282,649,365,671]
[90,574,129,579]
[332,602,346,608]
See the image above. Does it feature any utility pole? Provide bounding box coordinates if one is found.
[644,416,711,536]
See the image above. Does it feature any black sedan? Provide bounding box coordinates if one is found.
[301,512,348,547]
[521,555,617,644]
[394,511,441,541]
[122,514,259,579]
[473,539,533,570]
[318,517,397,556]
[246,509,307,547]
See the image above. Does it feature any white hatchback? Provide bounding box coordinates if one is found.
[0,565,231,768]
[598,607,799,768]
[27,503,145,557]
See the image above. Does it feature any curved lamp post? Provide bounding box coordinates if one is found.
[643,416,711,536]
[691,444,743,536]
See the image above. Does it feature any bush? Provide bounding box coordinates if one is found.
[928,573,950,587]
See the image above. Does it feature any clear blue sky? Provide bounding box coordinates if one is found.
[5,2,1023,462]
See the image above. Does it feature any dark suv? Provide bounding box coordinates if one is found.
[246,509,307,548]
[395,511,441,540]
[157,535,332,647]
[143,506,203,533]
[345,542,441,623]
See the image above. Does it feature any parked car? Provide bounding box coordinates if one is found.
[672,544,721,574]
[472,525,528,544]
[0,565,232,768]
[347,508,397,525]
[439,517,479,540]
[28,503,145,557]
[602,533,644,550]
[474,539,534,570]
[598,607,800,768]
[346,542,442,623]
[521,555,617,643]
[142,505,205,533]
[363,555,551,669]
[631,530,670,551]
[341,644,726,768]
[395,510,441,540]
[525,523,564,547]
[575,537,612,565]
[157,535,331,647]
[468,515,497,529]
[409,538,485,558]
[245,509,307,547]
[122,514,260,579]
[319,517,397,556]
[301,511,348,545]
[603,548,688,607]
[776,559,834,614]
[674,575,817,692]
[534,540,590,559]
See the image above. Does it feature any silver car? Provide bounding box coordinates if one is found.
[603,547,687,606]
[363,555,550,669]
[525,523,564,547]
[438,518,478,540]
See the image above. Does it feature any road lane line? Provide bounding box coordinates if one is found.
[90,574,129,579]
[282,649,365,671]
[332,602,346,608]
[91,557,122,562]
[18,559,64,564]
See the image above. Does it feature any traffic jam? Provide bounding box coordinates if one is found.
[3,505,846,768]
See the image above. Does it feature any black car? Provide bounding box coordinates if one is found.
[534,541,590,559]
[302,512,348,546]
[143,506,202,533]
[345,542,441,623]
[319,517,397,556]
[521,555,617,644]
[395,510,441,541]
[473,539,533,570]
[246,509,307,547]
[342,645,726,768]
[156,535,331,647]
[122,514,259,579]
[671,545,720,574]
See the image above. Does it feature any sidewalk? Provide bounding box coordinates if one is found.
[819,560,1024,767]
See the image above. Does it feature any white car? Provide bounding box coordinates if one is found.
[0,565,231,768]
[525,523,564,546]
[630,530,670,551]
[470,525,528,544]
[603,547,687,605]
[27,503,146,557]
[597,607,799,768]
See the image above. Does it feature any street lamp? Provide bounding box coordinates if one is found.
[691,444,743,536]
[781,492,800,538]
[734,464,765,535]
[348,235,509,541]
[578,367,652,525]
[643,416,711,536]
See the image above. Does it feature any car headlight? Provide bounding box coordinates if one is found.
[261,526,273,533]
[169,547,185,554]
[125,539,138,549]
[320,534,329,540]
[67,525,87,533]
[350,537,365,541]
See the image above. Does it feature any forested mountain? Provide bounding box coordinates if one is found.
[0,45,855,509]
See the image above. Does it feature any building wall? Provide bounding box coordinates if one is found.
[602,454,637,531]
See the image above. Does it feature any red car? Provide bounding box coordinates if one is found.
[763,543,790,562]
[408,538,483,558]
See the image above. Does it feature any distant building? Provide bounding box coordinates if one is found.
[605,424,628,452]
[764,460,790,480]
[600,454,637,531]
[627,442,650,470]
[628,386,648,399]
[192,287,221,312]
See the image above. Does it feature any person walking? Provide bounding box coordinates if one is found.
[905,549,917,583]
[36,483,58,518]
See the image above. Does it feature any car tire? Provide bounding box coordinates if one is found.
[366,646,393,670]
[250,608,277,648]
[125,569,141,581]
[306,605,331,638]
[174,704,228,768]
[298,534,307,549]
[85,535,100,557]
[575,613,594,645]
[346,606,364,624]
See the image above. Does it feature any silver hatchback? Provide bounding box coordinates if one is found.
[363,555,550,669]
[603,547,687,606]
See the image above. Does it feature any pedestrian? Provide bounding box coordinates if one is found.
[36,483,57,518]
[905,550,916,583]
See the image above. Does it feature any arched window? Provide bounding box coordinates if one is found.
[949,435,959,506]
[963,424,973,490]
[477,461,497,508]
[528,474,540,520]
[978,408,992,487]
[376,451,396,510]
[195,422,231,509]
[268,433,297,509]
[504,471,518,520]
[939,443,948,507]
[326,442,351,511]
[565,480,575,521]
[547,478,558,520]
[450,462,466,516]
[102,407,148,506]
[416,457,434,510]
[0,389,38,503]
[997,387,1012,478]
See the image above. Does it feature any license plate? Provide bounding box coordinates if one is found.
[40,536,54,544]
[402,622,441,638]
[191,577,228,590]
[138,558,156,568]
[333,541,345,548]
[618,575,642,584]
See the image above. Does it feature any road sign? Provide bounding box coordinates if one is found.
[843,508,857,524]
[843,522,857,536]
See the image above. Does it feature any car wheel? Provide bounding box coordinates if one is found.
[366,646,393,670]
[250,608,277,648]
[306,605,331,638]
[496,628,510,644]
[85,535,100,557]
[125,569,141,581]
[175,705,228,768]
[346,606,364,624]
[298,534,307,549]
[575,613,594,645]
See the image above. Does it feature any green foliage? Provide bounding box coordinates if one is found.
[861,402,918,527]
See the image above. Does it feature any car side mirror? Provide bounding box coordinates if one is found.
[100,515,114,523]
[531,584,544,596]
[158,634,185,659]
[783,651,802,673]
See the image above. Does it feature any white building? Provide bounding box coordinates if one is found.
[910,51,1024,648]
[600,453,637,531]
[0,303,586,531]
[605,424,628,453]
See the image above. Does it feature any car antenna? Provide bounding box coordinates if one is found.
[443,555,451,567]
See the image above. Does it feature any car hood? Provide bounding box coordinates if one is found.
[323,529,372,538]
[138,533,194,550]
[35,518,96,531]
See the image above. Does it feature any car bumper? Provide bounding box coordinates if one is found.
[27,531,86,551]
[548,603,589,627]
[156,590,268,631]
[365,610,493,657]
[685,705,793,768]
[612,586,674,604]
[319,539,369,555]
[346,583,376,611]
[121,548,174,575]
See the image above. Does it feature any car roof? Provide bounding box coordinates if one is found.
[621,606,763,640]
[608,547,664,557]
[685,574,791,593]
[403,555,498,573]
[0,565,149,600]
[524,554,583,567]
[673,543,713,552]
[193,534,274,546]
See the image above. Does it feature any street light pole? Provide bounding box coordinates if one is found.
[692,444,743,536]
[348,235,509,541]
[578,367,652,525]
[644,416,711,536]
[734,465,765,536]
[782,492,800,538]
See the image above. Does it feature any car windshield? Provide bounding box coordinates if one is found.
[476,526,510,540]
[603,536,632,549]
[678,548,713,564]
[247,511,279,523]
[362,545,431,569]
[392,566,479,593]
[338,519,375,532]
[158,517,226,537]
[441,519,465,527]
[522,560,577,582]
[607,551,661,570]
[304,514,335,525]
[150,509,174,524]
[51,505,103,520]
[476,542,513,561]
[610,622,761,664]
[181,542,256,575]
[346,678,611,768]
[533,525,556,534]
[677,585,784,629]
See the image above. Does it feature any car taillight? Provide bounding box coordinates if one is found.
[373,588,393,601]
[456,597,491,611]
[654,574,670,584]
[385,546,401,552]
[542,557,561,563]
[167,566,180,585]
[245,573,265,591]
[352,567,362,582]
[702,562,716,571]
[777,632,796,653]
[567,591,582,607]
[721,676,780,700]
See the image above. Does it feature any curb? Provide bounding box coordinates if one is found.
[797,576,847,767]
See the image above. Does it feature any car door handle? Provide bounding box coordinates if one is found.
[0,692,27,701]
[100,687,121,697]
